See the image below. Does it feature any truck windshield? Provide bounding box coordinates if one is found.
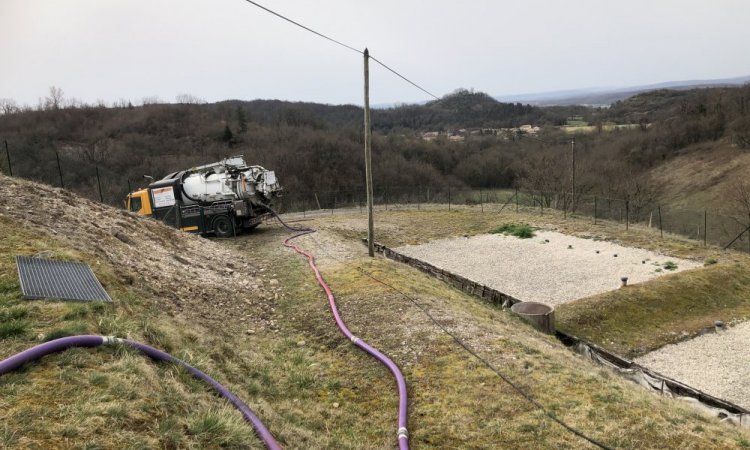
[129,196,142,212]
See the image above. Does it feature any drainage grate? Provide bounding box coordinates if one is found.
[15,256,112,302]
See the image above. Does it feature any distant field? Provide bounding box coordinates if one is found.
[561,123,641,133]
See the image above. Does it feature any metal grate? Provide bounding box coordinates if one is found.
[15,256,112,302]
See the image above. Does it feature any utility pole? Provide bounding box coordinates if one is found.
[571,137,576,209]
[364,48,374,257]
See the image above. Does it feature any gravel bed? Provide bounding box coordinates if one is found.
[394,230,700,305]
[635,321,750,410]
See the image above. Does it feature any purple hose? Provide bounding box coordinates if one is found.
[283,231,410,450]
[0,335,282,450]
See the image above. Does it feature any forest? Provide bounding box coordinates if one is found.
[0,85,748,210]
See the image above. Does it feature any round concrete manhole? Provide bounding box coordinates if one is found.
[511,301,555,334]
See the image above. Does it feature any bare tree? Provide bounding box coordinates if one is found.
[175,93,205,104]
[44,86,65,110]
[0,98,19,115]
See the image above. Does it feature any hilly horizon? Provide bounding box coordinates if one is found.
[493,74,750,107]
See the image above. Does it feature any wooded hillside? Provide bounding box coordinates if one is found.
[0,85,748,209]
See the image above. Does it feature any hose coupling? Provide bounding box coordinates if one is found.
[102,336,121,345]
[398,427,408,440]
[350,336,360,344]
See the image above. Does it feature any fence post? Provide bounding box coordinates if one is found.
[658,206,663,238]
[54,149,64,188]
[480,188,483,213]
[96,166,104,202]
[594,196,597,225]
[563,191,567,219]
[448,186,451,211]
[515,188,519,212]
[332,192,335,215]
[704,210,707,246]
[3,140,11,176]
[385,186,389,211]
[625,200,629,230]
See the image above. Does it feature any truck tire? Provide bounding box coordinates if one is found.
[213,215,234,238]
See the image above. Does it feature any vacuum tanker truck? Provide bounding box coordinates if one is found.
[126,156,282,237]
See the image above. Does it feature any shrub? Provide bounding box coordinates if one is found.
[491,223,536,239]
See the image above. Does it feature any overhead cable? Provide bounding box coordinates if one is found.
[241,0,440,101]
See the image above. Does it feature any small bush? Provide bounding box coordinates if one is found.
[663,261,678,271]
[491,223,536,239]
[704,258,718,266]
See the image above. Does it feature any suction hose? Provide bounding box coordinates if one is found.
[0,335,282,450]
[282,227,410,450]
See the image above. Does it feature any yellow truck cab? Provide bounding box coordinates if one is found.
[126,189,153,216]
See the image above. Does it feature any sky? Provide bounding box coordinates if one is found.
[2,0,750,107]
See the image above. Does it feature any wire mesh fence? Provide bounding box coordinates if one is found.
[2,139,749,252]
[277,186,750,253]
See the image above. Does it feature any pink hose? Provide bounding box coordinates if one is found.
[283,230,409,450]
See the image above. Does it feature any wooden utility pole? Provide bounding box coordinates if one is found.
[364,48,374,257]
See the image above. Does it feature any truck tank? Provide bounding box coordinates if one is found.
[168,156,282,206]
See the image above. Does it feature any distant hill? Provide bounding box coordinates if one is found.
[495,75,750,106]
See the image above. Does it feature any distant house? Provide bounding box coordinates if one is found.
[421,131,439,141]
[519,124,541,135]
[448,135,465,142]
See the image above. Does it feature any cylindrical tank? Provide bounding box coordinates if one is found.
[510,302,555,334]
[181,171,239,204]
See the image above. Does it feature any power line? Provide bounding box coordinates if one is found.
[241,0,440,101]
[242,0,362,55]
[369,56,440,100]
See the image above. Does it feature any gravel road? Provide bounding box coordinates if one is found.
[395,230,700,305]
[635,321,750,410]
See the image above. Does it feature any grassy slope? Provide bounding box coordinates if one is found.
[649,141,750,211]
[2,199,750,448]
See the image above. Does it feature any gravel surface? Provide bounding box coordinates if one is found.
[395,230,700,305]
[635,321,750,410]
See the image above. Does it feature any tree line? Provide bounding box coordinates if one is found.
[0,85,748,211]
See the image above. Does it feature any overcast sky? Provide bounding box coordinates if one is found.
[2,0,750,107]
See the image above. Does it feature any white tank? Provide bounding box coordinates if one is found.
[177,156,282,206]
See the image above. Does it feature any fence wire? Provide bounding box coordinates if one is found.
[277,186,750,253]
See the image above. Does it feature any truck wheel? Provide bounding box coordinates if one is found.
[213,215,234,238]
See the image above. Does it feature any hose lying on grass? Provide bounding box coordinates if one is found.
[0,335,282,450]
[267,207,410,450]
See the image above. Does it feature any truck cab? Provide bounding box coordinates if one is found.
[126,189,153,216]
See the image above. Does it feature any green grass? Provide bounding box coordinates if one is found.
[3,201,750,449]
[491,223,536,239]
[0,320,28,339]
[557,261,750,357]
